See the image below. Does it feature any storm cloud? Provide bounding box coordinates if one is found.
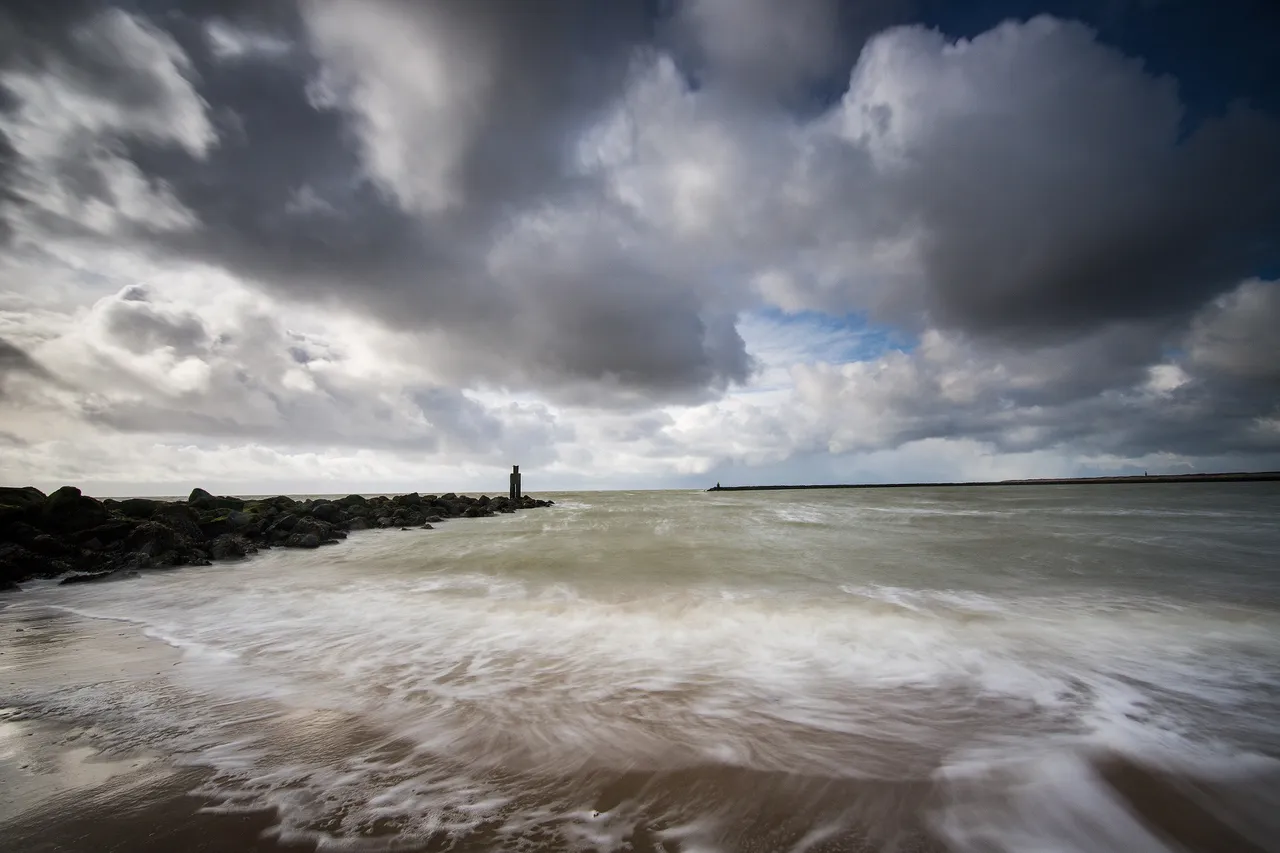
[0,0,1277,491]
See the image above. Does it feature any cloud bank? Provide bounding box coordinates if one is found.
[0,1,1277,492]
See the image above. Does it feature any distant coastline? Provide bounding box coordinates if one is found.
[707,471,1280,492]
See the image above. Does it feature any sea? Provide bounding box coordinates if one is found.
[2,484,1278,853]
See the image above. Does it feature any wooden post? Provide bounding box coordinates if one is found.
[510,465,521,501]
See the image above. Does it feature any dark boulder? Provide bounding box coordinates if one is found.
[188,487,216,505]
[269,513,299,533]
[477,495,490,506]
[0,542,66,581]
[376,516,394,528]
[189,488,246,511]
[403,511,426,526]
[439,493,457,502]
[420,523,434,530]
[0,504,34,530]
[151,504,204,542]
[119,498,164,518]
[42,486,109,533]
[29,534,71,559]
[124,521,187,557]
[425,515,443,524]
[209,535,255,560]
[348,517,371,531]
[0,486,46,510]
[3,521,42,545]
[310,502,345,523]
[74,520,138,546]
[338,494,368,507]
[59,570,118,585]
[198,509,253,539]
[285,532,321,549]
[292,516,332,540]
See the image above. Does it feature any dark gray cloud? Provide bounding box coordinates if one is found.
[0,335,52,400]
[0,0,754,404]
[0,336,49,377]
[768,17,1280,344]
[101,285,209,356]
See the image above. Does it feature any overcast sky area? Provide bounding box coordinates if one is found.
[0,0,1277,495]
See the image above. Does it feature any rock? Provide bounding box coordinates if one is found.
[3,521,42,545]
[0,543,60,581]
[399,526,410,531]
[0,579,18,592]
[269,513,300,533]
[403,511,426,527]
[74,520,138,546]
[338,494,368,507]
[285,532,321,549]
[420,523,434,530]
[189,488,246,511]
[124,521,187,558]
[376,516,394,529]
[208,535,255,560]
[188,487,216,505]
[59,570,118,585]
[392,492,422,507]
[348,517,371,531]
[0,486,47,509]
[439,493,457,502]
[310,502,344,523]
[292,516,332,540]
[198,509,254,539]
[151,504,204,542]
[28,535,71,559]
[119,498,163,518]
[42,486,109,533]
[477,495,490,506]
[425,515,444,524]
[81,538,104,552]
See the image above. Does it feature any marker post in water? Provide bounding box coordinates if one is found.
[509,465,521,502]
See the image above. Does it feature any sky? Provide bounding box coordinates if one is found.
[0,0,1277,495]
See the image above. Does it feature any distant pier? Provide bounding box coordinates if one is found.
[707,471,1280,492]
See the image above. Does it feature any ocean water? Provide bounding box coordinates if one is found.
[2,484,1279,852]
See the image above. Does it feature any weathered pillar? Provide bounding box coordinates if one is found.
[509,465,521,501]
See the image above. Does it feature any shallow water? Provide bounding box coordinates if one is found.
[2,484,1279,852]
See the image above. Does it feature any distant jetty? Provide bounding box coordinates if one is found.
[707,471,1280,492]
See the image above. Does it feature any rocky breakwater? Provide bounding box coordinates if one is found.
[0,486,553,591]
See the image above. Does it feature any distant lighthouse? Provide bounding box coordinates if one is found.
[509,465,522,502]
